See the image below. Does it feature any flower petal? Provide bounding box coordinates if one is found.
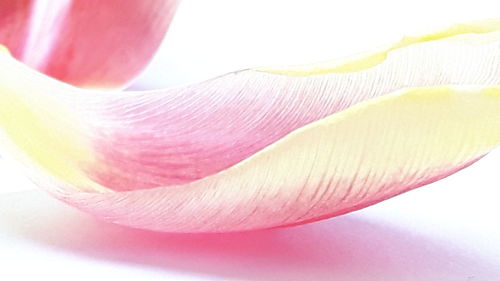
[0,0,179,89]
[0,0,32,59]
[88,24,500,190]
[4,82,498,232]
[66,85,499,232]
[2,20,500,232]
[261,19,500,75]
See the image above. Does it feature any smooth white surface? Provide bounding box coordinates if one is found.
[1,0,500,280]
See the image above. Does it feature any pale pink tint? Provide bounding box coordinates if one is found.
[58,143,484,233]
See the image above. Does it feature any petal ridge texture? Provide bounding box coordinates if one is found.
[1,20,500,232]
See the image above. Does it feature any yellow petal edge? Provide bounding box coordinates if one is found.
[259,19,500,75]
[0,49,107,193]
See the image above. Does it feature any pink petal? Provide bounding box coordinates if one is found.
[0,1,31,59]
[0,0,179,89]
[36,86,500,232]
[1,21,500,232]
[86,28,500,191]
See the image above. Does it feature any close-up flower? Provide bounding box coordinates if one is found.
[1,1,500,280]
[1,17,500,232]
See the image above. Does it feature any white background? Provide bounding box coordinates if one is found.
[1,0,500,280]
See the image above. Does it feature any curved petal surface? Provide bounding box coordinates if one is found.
[1,21,500,232]
[87,26,500,190]
[63,85,500,232]
[0,0,179,89]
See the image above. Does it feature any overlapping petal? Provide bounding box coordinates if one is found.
[65,85,499,232]
[1,20,500,232]
[0,0,179,89]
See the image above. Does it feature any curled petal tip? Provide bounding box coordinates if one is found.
[0,0,180,89]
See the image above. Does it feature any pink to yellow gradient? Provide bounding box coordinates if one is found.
[1,17,500,232]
